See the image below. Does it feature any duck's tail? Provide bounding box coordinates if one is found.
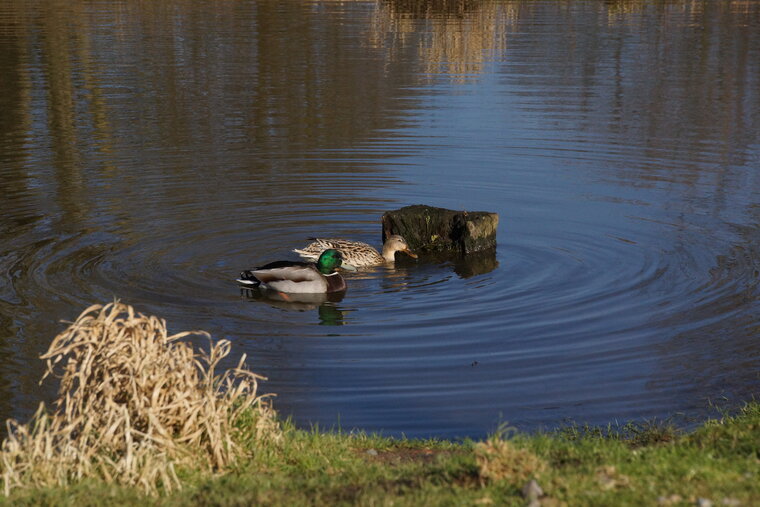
[292,248,319,260]
[236,270,260,287]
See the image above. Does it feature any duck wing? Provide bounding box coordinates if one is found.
[294,238,382,267]
[250,264,318,284]
[239,262,333,293]
[238,260,311,286]
[317,239,374,251]
[256,260,312,270]
[293,238,342,260]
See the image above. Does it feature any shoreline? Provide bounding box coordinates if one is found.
[5,402,758,505]
[2,304,757,504]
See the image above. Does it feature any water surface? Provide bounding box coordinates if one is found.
[1,0,759,438]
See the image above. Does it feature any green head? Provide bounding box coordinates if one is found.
[316,249,344,274]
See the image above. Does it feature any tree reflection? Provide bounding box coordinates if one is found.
[370,0,516,81]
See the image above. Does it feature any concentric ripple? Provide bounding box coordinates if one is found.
[2,167,757,438]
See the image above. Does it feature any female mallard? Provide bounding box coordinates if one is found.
[293,235,417,268]
[237,249,350,294]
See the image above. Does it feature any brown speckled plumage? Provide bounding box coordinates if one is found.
[293,235,417,267]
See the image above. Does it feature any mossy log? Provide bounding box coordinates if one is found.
[381,205,498,254]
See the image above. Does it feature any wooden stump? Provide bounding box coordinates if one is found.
[381,205,498,254]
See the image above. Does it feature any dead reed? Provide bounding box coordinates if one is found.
[474,434,546,486]
[0,302,278,496]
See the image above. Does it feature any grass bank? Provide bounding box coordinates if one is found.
[2,304,758,505]
[6,403,760,506]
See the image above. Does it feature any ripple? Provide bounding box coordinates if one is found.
[2,154,755,439]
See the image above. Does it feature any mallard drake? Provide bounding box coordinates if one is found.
[293,235,418,268]
[237,249,350,294]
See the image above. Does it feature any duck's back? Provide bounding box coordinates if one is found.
[240,262,329,293]
[293,238,384,267]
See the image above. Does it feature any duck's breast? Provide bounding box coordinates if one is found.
[324,273,347,292]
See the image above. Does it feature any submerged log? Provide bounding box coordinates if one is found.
[381,205,499,254]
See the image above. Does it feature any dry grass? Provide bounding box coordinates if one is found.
[0,302,278,496]
[474,434,546,486]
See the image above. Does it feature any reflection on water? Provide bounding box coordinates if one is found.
[0,0,759,438]
[370,0,514,81]
[238,249,497,325]
[412,250,499,279]
[241,288,347,326]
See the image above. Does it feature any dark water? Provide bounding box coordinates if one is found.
[1,0,759,439]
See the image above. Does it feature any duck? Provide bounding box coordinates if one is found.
[293,235,418,268]
[237,249,351,294]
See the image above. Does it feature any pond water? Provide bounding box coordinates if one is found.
[1,0,759,439]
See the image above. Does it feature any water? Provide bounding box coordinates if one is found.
[1,0,759,439]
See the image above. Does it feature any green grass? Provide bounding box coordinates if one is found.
[4,404,759,506]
